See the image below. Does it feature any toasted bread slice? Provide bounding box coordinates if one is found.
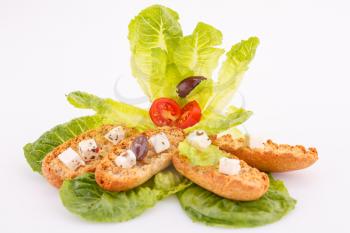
[42,125,136,188]
[172,151,269,201]
[95,127,184,192]
[213,135,318,172]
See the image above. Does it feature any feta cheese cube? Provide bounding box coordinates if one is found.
[115,150,136,169]
[187,130,211,150]
[105,126,125,145]
[58,148,85,170]
[78,139,99,162]
[149,132,170,153]
[219,157,241,176]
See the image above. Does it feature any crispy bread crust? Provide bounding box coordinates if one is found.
[95,127,185,192]
[42,125,136,188]
[172,152,269,201]
[213,135,318,172]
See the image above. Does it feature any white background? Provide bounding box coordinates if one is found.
[1,0,349,232]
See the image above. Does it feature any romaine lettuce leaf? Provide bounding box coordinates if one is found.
[59,169,191,222]
[172,22,224,108]
[130,48,168,99]
[128,5,182,56]
[178,141,229,166]
[177,175,296,228]
[173,22,224,79]
[23,115,109,173]
[67,91,154,130]
[205,37,259,113]
[128,5,183,100]
[179,79,213,110]
[186,107,252,135]
[157,63,183,100]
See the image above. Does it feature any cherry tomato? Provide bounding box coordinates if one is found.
[176,101,201,129]
[149,98,182,126]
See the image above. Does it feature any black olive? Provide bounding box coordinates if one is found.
[176,76,207,98]
[131,135,148,160]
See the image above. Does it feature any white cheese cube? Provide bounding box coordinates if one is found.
[219,157,241,176]
[58,148,85,170]
[149,132,170,153]
[105,126,125,145]
[78,139,99,162]
[187,130,211,150]
[115,150,136,169]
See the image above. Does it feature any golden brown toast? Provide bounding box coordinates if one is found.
[42,125,136,188]
[213,135,318,172]
[172,152,269,201]
[95,127,185,192]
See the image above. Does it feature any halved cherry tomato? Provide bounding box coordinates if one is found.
[149,98,182,127]
[176,100,201,129]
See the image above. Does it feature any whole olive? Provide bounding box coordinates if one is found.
[176,76,207,98]
[131,135,148,160]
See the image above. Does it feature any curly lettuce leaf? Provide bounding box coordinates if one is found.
[23,115,109,173]
[205,37,259,113]
[60,169,191,222]
[187,107,252,135]
[177,175,296,228]
[67,91,154,130]
[178,141,229,166]
[128,4,183,100]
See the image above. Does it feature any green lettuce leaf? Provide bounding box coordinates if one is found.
[179,79,213,110]
[23,115,109,173]
[186,107,252,135]
[173,22,224,108]
[59,169,191,222]
[177,175,296,228]
[151,168,193,199]
[67,91,154,130]
[156,63,183,100]
[128,4,183,100]
[178,140,229,166]
[130,48,168,99]
[173,22,224,78]
[205,37,259,113]
[128,4,182,56]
